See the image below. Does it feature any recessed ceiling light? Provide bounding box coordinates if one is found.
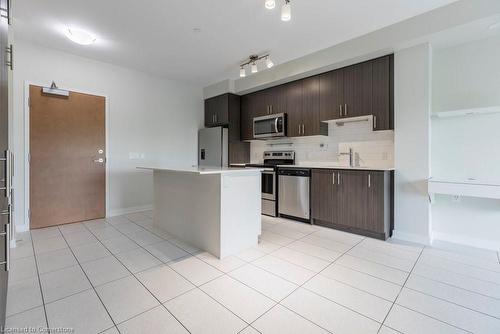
[192,27,202,33]
[65,27,97,45]
[488,22,500,30]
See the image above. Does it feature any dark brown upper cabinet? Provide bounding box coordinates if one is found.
[240,54,394,139]
[204,93,250,164]
[285,77,327,137]
[319,70,343,121]
[372,55,393,131]
[318,55,393,131]
[205,93,230,127]
[311,169,392,240]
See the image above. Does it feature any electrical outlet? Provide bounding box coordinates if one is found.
[452,195,461,203]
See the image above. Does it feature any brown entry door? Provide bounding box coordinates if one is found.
[29,85,106,229]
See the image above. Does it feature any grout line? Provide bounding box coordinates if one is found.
[243,237,366,334]
[410,270,500,301]
[83,219,193,334]
[58,226,122,334]
[391,303,474,334]
[421,249,500,274]
[416,258,500,287]
[27,230,51,334]
[402,285,500,321]
[377,245,424,333]
[333,261,405,286]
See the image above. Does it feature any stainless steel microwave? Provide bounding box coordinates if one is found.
[253,113,286,139]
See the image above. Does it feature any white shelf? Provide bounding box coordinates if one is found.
[428,177,500,202]
[431,106,500,119]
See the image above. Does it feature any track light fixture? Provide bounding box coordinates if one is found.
[265,0,291,22]
[239,54,274,77]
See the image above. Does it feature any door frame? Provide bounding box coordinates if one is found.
[23,81,110,231]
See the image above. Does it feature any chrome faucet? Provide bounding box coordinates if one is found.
[338,148,355,167]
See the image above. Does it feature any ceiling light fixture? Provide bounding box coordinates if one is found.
[266,56,274,69]
[265,0,292,22]
[65,27,97,45]
[281,0,291,22]
[239,54,274,77]
[251,62,258,74]
[265,0,276,10]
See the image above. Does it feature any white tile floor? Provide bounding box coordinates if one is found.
[5,212,500,334]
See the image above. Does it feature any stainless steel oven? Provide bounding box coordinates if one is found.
[246,151,295,217]
[261,169,276,201]
[253,113,286,139]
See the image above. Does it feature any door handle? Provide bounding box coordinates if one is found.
[332,172,335,185]
[339,105,343,117]
[5,44,13,70]
[344,104,348,116]
[337,173,340,185]
[368,174,371,188]
[93,158,105,163]
[373,116,377,129]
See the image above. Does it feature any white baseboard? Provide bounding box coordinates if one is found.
[107,204,153,217]
[432,231,500,252]
[392,230,431,246]
[15,204,154,233]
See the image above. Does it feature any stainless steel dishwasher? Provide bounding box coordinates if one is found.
[278,168,310,222]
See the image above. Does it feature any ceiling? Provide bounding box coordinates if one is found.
[13,0,459,85]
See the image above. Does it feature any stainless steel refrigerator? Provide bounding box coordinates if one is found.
[0,0,11,327]
[198,127,228,167]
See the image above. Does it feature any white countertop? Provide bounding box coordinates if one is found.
[276,163,394,171]
[137,166,263,175]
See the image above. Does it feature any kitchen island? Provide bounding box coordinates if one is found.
[138,166,262,258]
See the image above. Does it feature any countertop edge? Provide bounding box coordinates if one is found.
[276,165,395,171]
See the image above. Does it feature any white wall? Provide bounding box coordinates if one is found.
[393,43,432,245]
[12,41,203,231]
[431,36,500,250]
[204,0,500,98]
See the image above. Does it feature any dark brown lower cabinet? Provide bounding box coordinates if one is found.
[311,169,392,240]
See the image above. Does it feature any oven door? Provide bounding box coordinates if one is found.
[261,170,276,201]
[253,113,285,139]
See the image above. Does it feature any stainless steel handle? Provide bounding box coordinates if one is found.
[6,44,13,70]
[373,116,377,129]
[274,117,279,133]
[332,172,335,185]
[337,173,340,185]
[344,104,348,116]
[339,105,343,117]
[368,174,371,188]
[0,0,10,25]
[0,208,9,272]
[93,158,104,163]
[298,124,301,135]
[302,124,305,135]
[215,113,217,123]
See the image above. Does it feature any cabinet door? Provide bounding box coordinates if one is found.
[302,76,321,136]
[337,171,368,230]
[267,85,285,115]
[319,70,343,121]
[366,171,386,234]
[285,80,303,137]
[311,169,334,226]
[343,62,372,118]
[204,94,228,127]
[372,56,391,130]
[240,94,254,140]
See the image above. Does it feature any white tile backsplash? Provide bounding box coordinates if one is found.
[250,117,394,168]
